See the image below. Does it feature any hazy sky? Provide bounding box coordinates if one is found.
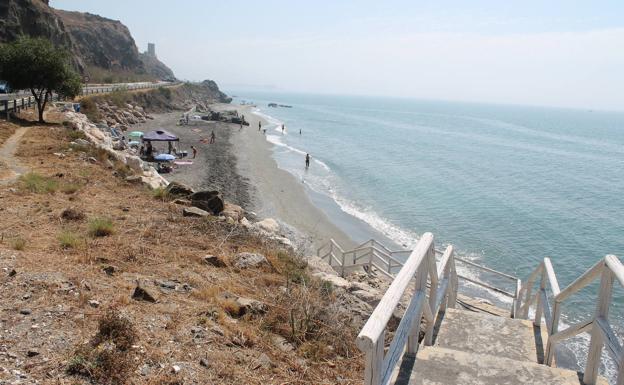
[52,1,624,110]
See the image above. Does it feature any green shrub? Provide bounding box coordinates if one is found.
[58,230,79,249]
[88,218,114,237]
[67,129,87,141]
[19,172,58,194]
[157,86,172,99]
[108,89,130,107]
[80,97,101,122]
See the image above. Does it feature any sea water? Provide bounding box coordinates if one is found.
[230,90,624,381]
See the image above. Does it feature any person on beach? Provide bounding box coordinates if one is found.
[282,124,285,134]
[191,145,197,159]
[299,129,301,135]
[139,145,145,157]
[146,142,153,157]
[305,153,310,168]
[258,121,262,131]
[210,131,216,144]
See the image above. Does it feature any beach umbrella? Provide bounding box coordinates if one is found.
[129,131,143,138]
[128,140,140,146]
[154,154,176,161]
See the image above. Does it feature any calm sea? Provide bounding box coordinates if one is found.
[230,90,624,381]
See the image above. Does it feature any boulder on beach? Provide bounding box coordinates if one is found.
[222,203,244,222]
[165,181,195,197]
[190,190,224,215]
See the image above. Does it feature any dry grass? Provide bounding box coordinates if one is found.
[0,121,365,384]
[58,230,80,249]
[67,309,138,385]
[88,217,115,237]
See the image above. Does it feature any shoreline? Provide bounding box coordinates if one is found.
[135,106,356,253]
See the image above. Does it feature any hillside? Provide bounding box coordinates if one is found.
[0,0,176,82]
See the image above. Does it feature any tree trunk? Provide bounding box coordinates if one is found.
[38,92,49,123]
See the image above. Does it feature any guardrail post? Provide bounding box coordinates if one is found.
[584,266,613,385]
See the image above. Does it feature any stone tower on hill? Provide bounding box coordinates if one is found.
[147,43,156,57]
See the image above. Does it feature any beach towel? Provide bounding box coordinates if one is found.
[174,160,193,165]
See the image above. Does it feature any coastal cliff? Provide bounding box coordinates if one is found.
[0,0,176,81]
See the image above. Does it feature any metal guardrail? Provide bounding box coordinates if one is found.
[1,81,177,119]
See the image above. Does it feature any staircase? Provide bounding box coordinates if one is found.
[319,233,622,385]
[394,308,607,385]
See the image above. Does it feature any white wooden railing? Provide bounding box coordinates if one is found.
[318,238,521,316]
[355,233,458,385]
[516,255,624,385]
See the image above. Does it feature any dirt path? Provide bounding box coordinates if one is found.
[0,126,29,184]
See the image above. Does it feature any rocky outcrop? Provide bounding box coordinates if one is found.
[139,52,175,81]
[54,10,143,72]
[0,0,176,80]
[0,0,83,70]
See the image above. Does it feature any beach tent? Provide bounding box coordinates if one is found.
[129,131,144,138]
[142,130,179,142]
[154,154,176,161]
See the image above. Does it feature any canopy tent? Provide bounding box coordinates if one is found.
[129,131,144,138]
[142,130,179,142]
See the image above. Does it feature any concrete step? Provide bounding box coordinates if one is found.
[394,346,608,385]
[434,307,543,363]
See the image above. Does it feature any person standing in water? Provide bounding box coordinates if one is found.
[305,153,310,168]
[258,121,261,131]
[299,129,301,135]
[282,124,285,134]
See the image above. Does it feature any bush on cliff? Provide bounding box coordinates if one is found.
[0,37,82,123]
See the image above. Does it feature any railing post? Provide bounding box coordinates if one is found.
[424,242,437,346]
[340,252,346,277]
[522,272,537,319]
[448,258,458,308]
[534,264,546,326]
[4,100,9,120]
[584,265,613,385]
[545,300,561,365]
[408,263,429,353]
[363,332,385,385]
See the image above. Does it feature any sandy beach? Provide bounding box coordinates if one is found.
[134,106,355,252]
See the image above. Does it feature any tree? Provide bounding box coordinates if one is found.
[0,37,81,123]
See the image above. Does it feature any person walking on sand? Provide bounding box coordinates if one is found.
[258,121,262,131]
[210,131,216,144]
[305,153,310,168]
[191,145,197,159]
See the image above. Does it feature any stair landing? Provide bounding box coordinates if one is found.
[395,346,607,385]
[435,308,542,363]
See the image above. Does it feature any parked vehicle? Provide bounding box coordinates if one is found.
[0,81,12,94]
